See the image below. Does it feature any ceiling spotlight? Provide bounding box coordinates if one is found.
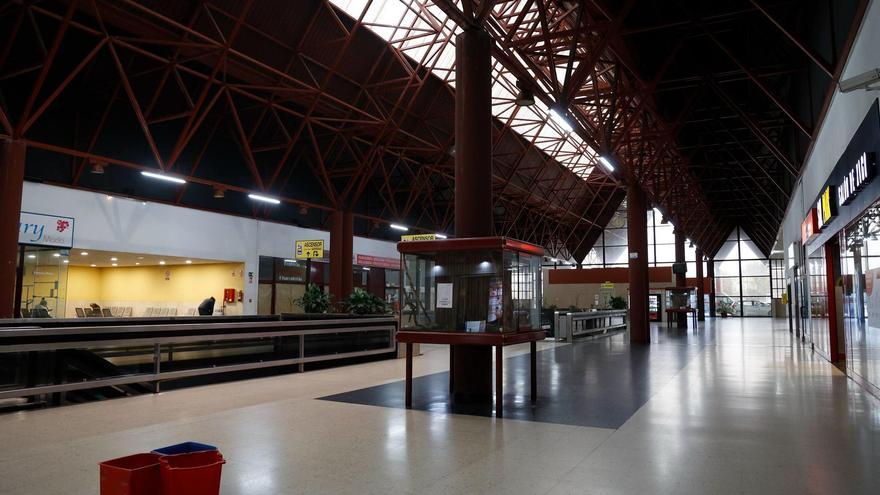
[111,263,118,267]
[390,224,409,231]
[248,193,281,205]
[52,253,61,258]
[213,187,226,199]
[185,260,192,264]
[435,233,448,239]
[141,171,186,184]
[135,262,140,266]
[90,264,97,267]
[80,252,89,256]
[514,80,535,106]
[27,254,36,259]
[110,257,118,261]
[90,162,106,174]
[598,155,615,172]
[159,260,166,265]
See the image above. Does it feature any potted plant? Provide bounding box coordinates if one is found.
[718,299,735,318]
[293,283,333,314]
[609,296,627,310]
[344,287,389,315]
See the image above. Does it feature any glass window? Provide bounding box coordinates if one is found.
[715,277,741,297]
[714,260,739,277]
[716,239,739,260]
[604,229,628,246]
[741,276,770,296]
[739,240,764,260]
[655,244,676,264]
[604,246,629,265]
[741,259,770,276]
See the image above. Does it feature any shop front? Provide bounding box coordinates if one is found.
[801,99,880,393]
[16,211,75,318]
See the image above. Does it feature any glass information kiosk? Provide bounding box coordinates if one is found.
[395,237,546,416]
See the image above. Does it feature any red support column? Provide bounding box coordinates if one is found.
[696,247,705,321]
[627,182,650,344]
[707,257,716,316]
[451,28,494,402]
[0,140,25,318]
[824,242,843,362]
[674,228,687,328]
[329,210,353,304]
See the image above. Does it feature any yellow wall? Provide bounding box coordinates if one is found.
[66,263,245,316]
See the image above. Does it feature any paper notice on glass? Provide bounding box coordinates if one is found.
[437,283,453,308]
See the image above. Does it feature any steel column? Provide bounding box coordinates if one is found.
[674,228,687,328]
[695,247,705,321]
[452,28,494,402]
[329,210,353,303]
[627,181,650,344]
[707,257,717,316]
[0,140,25,318]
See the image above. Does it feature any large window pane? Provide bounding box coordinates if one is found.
[583,247,603,266]
[604,246,629,265]
[741,276,770,296]
[716,240,739,260]
[741,296,771,316]
[739,240,763,260]
[741,259,770,276]
[654,225,675,244]
[714,260,739,277]
[605,228,628,246]
[715,277,741,297]
[655,244,676,264]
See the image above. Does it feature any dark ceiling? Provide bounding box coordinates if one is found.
[0,0,867,259]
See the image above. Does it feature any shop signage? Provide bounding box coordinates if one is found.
[816,186,836,230]
[19,212,75,248]
[401,234,436,241]
[356,254,400,269]
[801,208,818,245]
[295,239,324,259]
[837,152,875,207]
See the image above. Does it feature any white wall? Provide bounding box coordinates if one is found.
[781,0,880,263]
[20,182,399,314]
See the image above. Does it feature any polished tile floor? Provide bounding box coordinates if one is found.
[1,318,879,494]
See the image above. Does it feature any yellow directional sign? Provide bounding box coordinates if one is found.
[401,234,437,241]
[295,240,324,259]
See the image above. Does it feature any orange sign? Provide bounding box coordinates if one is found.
[801,208,818,245]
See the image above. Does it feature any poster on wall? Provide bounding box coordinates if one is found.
[19,212,75,248]
[436,283,453,308]
[487,279,503,323]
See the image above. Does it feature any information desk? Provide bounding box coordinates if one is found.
[396,237,545,416]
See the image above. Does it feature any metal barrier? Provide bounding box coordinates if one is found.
[553,310,627,341]
[0,317,396,402]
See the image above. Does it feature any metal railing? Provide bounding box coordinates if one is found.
[553,310,627,341]
[0,317,396,401]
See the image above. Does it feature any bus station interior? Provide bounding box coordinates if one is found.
[2,0,880,494]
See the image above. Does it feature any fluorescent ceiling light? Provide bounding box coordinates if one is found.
[435,233,448,239]
[111,263,118,267]
[135,262,140,265]
[248,193,281,205]
[27,254,36,259]
[363,267,371,271]
[110,257,118,261]
[141,171,186,184]
[63,260,69,264]
[390,224,409,231]
[549,107,574,133]
[598,156,615,172]
[81,252,88,256]
[52,253,60,258]
[90,264,97,267]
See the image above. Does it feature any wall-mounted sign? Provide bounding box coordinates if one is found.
[19,212,75,248]
[295,239,324,259]
[356,254,400,269]
[600,282,614,289]
[802,208,818,245]
[837,152,875,207]
[401,234,436,241]
[816,186,836,230]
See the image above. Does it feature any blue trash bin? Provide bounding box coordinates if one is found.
[152,442,217,456]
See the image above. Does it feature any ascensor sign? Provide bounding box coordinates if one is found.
[19,212,75,248]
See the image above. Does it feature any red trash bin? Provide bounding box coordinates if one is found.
[99,453,162,495]
[160,450,225,495]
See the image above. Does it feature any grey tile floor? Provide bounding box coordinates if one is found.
[1,318,878,494]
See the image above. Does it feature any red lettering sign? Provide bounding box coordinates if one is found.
[802,208,818,245]
[356,254,400,270]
